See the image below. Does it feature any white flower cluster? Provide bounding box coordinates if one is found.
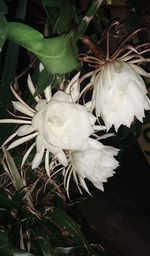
[0,72,119,195]
[1,24,150,195]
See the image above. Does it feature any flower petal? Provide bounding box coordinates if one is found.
[16,125,35,136]
[32,146,45,169]
[7,132,38,150]
[12,101,34,117]
[65,72,80,102]
[21,142,36,168]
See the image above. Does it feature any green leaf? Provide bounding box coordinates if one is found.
[4,149,25,191]
[54,246,79,255]
[0,232,10,256]
[76,0,103,39]
[0,14,7,50]
[42,0,61,7]
[0,193,21,209]
[10,248,35,255]
[56,0,74,34]
[35,69,54,96]
[50,208,91,255]
[7,22,78,74]
[38,236,56,256]
[0,0,8,14]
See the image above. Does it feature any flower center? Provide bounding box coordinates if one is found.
[48,115,65,127]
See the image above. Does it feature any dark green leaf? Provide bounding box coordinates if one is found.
[56,0,74,34]
[0,193,21,209]
[38,236,56,256]
[42,0,61,7]
[50,208,91,255]
[0,0,8,14]
[0,14,7,50]
[76,0,102,39]
[7,22,78,74]
[54,246,79,255]
[35,69,54,96]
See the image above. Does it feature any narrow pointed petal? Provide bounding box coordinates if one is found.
[79,177,91,195]
[11,86,36,113]
[35,100,47,111]
[45,150,50,177]
[65,72,80,102]
[44,85,52,102]
[0,119,31,124]
[56,151,68,166]
[16,125,35,136]
[12,101,34,117]
[36,135,43,153]
[21,142,36,168]
[32,146,45,169]
[27,74,40,102]
[7,132,38,150]
[1,132,17,148]
[129,63,150,77]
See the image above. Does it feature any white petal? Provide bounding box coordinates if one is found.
[32,146,45,169]
[7,132,38,150]
[44,85,52,102]
[0,119,31,124]
[79,177,91,195]
[129,63,150,78]
[35,99,47,111]
[36,135,43,153]
[16,125,35,136]
[56,151,68,166]
[45,150,50,176]
[1,132,17,147]
[21,142,36,168]
[65,72,80,102]
[12,101,34,117]
[52,91,70,102]
[11,86,36,113]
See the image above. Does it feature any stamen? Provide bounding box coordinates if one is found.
[106,21,120,60]
[111,27,147,59]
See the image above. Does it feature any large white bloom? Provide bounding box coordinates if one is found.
[92,60,150,131]
[31,90,96,167]
[0,72,96,169]
[64,138,119,195]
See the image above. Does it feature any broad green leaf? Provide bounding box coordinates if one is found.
[50,208,91,255]
[7,22,78,74]
[35,69,54,96]
[0,14,7,50]
[0,0,8,14]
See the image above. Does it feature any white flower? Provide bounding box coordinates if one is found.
[32,90,96,167]
[0,73,96,171]
[92,60,150,131]
[80,22,150,131]
[64,138,119,195]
